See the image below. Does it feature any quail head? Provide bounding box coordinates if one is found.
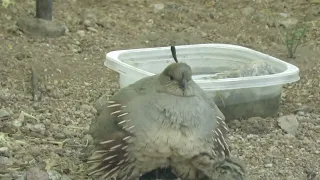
[87,47,246,180]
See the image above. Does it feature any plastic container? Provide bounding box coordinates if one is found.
[105,44,300,121]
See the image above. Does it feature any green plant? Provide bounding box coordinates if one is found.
[285,24,307,58]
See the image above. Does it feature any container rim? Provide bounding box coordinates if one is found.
[105,43,300,90]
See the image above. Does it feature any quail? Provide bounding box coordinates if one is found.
[87,46,246,180]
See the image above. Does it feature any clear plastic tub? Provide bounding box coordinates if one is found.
[105,44,300,121]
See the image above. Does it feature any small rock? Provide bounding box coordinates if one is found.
[86,26,98,33]
[67,44,81,53]
[0,108,13,119]
[76,30,85,37]
[60,174,71,180]
[0,156,13,166]
[63,129,76,137]
[302,137,311,145]
[47,170,61,180]
[278,114,299,135]
[12,118,23,127]
[32,123,46,133]
[229,119,241,129]
[25,167,49,180]
[209,12,216,19]
[278,18,299,29]
[0,147,9,153]
[53,132,66,139]
[152,3,165,12]
[242,6,255,16]
[80,104,94,112]
[279,13,289,18]
[264,163,273,168]
[297,111,305,116]
[83,20,92,27]
[54,148,66,156]
[51,89,64,98]
[30,146,41,156]
[16,174,27,180]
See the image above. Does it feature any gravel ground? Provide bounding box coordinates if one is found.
[0,0,319,180]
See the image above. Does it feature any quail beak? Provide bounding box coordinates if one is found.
[180,79,188,89]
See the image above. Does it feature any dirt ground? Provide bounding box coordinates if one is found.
[0,0,320,180]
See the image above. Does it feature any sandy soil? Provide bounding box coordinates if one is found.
[0,0,320,179]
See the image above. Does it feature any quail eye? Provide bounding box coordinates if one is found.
[169,75,174,81]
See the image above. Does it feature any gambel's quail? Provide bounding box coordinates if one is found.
[87,46,246,180]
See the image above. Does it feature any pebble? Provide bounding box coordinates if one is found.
[84,82,91,86]
[278,18,299,29]
[302,137,311,145]
[0,156,13,166]
[53,132,66,139]
[67,44,82,53]
[25,167,49,180]
[16,175,26,180]
[0,146,9,153]
[47,170,61,180]
[60,174,71,180]
[80,104,94,112]
[152,3,165,12]
[30,146,42,156]
[279,13,289,18]
[278,114,299,136]
[86,26,98,33]
[31,123,46,133]
[297,111,305,116]
[12,118,23,127]
[264,163,273,168]
[83,20,92,27]
[51,89,64,98]
[0,108,13,119]
[76,30,85,37]
[229,119,241,129]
